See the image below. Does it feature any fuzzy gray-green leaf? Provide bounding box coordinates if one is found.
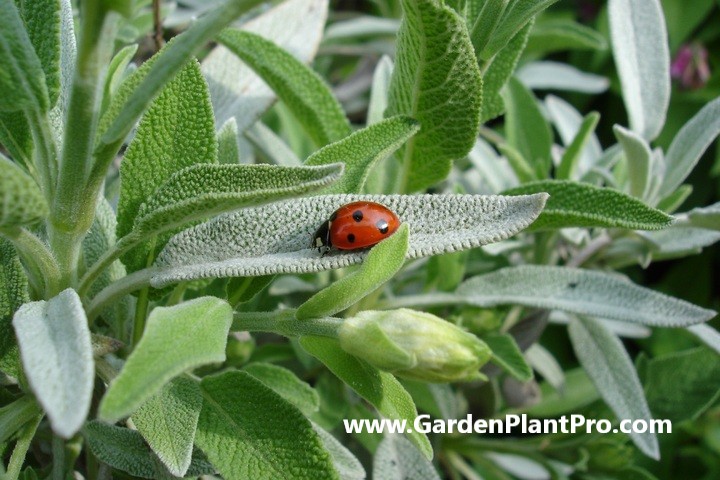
[457,265,716,327]
[217,118,240,164]
[0,238,28,378]
[387,0,482,192]
[151,193,547,286]
[481,0,558,59]
[218,28,350,147]
[373,435,440,480]
[12,289,93,438]
[504,180,673,230]
[0,0,49,112]
[305,116,419,194]
[614,125,651,199]
[243,362,320,416]
[0,154,48,227]
[525,19,607,57]
[99,297,232,423]
[687,201,720,230]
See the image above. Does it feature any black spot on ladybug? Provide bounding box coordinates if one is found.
[352,210,363,222]
[347,233,355,243]
[376,219,389,234]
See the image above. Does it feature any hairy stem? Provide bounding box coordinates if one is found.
[86,268,157,322]
[1,226,61,297]
[233,310,343,338]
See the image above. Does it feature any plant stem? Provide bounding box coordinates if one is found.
[52,435,65,480]
[132,287,150,346]
[5,415,41,480]
[1,226,61,297]
[233,310,343,338]
[78,233,139,298]
[567,232,612,268]
[27,108,57,202]
[86,267,157,322]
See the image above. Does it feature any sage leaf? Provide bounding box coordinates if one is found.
[0,396,41,444]
[456,265,716,327]
[642,226,720,258]
[218,28,350,147]
[312,422,366,480]
[297,224,408,320]
[525,19,607,57]
[556,111,600,181]
[609,0,670,140]
[300,336,433,459]
[614,125,651,199]
[0,238,29,378]
[99,297,232,423]
[132,376,202,477]
[660,97,720,198]
[503,180,673,230]
[203,0,329,133]
[687,324,720,355]
[0,154,48,227]
[243,362,320,416]
[373,434,440,480]
[387,0,482,192]
[516,62,609,94]
[481,0,559,59]
[47,0,75,149]
[84,421,214,479]
[545,95,602,178]
[305,116,419,194]
[12,289,93,438]
[152,193,547,286]
[217,118,240,164]
[468,0,509,56]
[687,201,720,230]
[196,370,338,479]
[0,0,49,112]
[0,112,33,169]
[568,316,659,459]
[482,333,533,382]
[245,121,302,166]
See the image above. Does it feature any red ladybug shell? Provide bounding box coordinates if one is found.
[312,201,401,252]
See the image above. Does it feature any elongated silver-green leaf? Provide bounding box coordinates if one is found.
[660,97,720,198]
[245,121,301,166]
[469,0,509,56]
[196,370,338,480]
[0,238,28,378]
[387,0,482,192]
[0,0,49,112]
[203,0,329,133]
[517,62,609,94]
[84,421,214,479]
[297,224,408,320]
[305,116,419,194]
[311,422,366,480]
[300,336,432,459]
[614,125,651,199]
[47,0,76,150]
[373,435,440,480]
[642,226,720,258]
[568,315,659,459]
[504,180,673,230]
[243,362,320,416]
[687,201,720,230]
[151,193,547,286]
[132,376,202,477]
[483,333,533,382]
[12,289,93,438]
[218,28,350,147]
[525,19,607,57]
[99,297,232,423]
[0,154,48,227]
[545,95,602,177]
[556,112,600,180]
[456,265,716,327]
[609,0,670,140]
[687,324,720,355]
[481,0,559,59]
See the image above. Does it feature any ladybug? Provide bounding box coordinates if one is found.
[312,201,401,254]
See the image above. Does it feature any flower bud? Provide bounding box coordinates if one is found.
[338,309,491,383]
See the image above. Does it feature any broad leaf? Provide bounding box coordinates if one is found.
[643,226,720,259]
[305,116,419,194]
[218,28,350,147]
[12,289,93,438]
[687,201,720,230]
[0,0,49,112]
[300,336,432,459]
[196,370,338,479]
[0,238,28,378]
[132,376,202,477]
[482,333,533,382]
[151,193,547,286]
[297,224,408,319]
[0,112,33,168]
[99,297,232,422]
[387,0,482,192]
[117,60,217,272]
[456,265,716,327]
[312,422,366,480]
[609,0,670,140]
[373,435,440,480]
[217,118,240,164]
[614,125,651,199]
[568,315,659,459]
[503,180,673,230]
[243,362,320,416]
[0,154,48,227]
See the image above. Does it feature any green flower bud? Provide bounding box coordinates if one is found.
[338,309,491,383]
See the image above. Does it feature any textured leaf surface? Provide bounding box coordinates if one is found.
[0,0,49,112]
[312,422,366,480]
[243,362,320,416]
[297,224,408,320]
[483,333,533,382]
[217,118,240,164]
[300,336,432,459]
[0,238,28,378]
[203,0,329,132]
[132,376,202,477]
[373,435,440,480]
[556,112,600,180]
[457,266,716,327]
[305,116,419,194]
[687,201,720,230]
[12,289,93,438]
[99,297,232,422]
[386,0,482,192]
[152,193,547,286]
[481,0,558,58]
[609,0,669,140]
[0,154,48,227]
[117,60,217,271]
[687,324,720,355]
[516,61,609,93]
[525,19,607,57]
[614,125,651,199]
[84,421,214,479]
[196,370,338,480]
[218,28,349,147]
[504,180,673,230]
[568,316,658,459]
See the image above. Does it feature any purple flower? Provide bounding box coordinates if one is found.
[671,43,711,90]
